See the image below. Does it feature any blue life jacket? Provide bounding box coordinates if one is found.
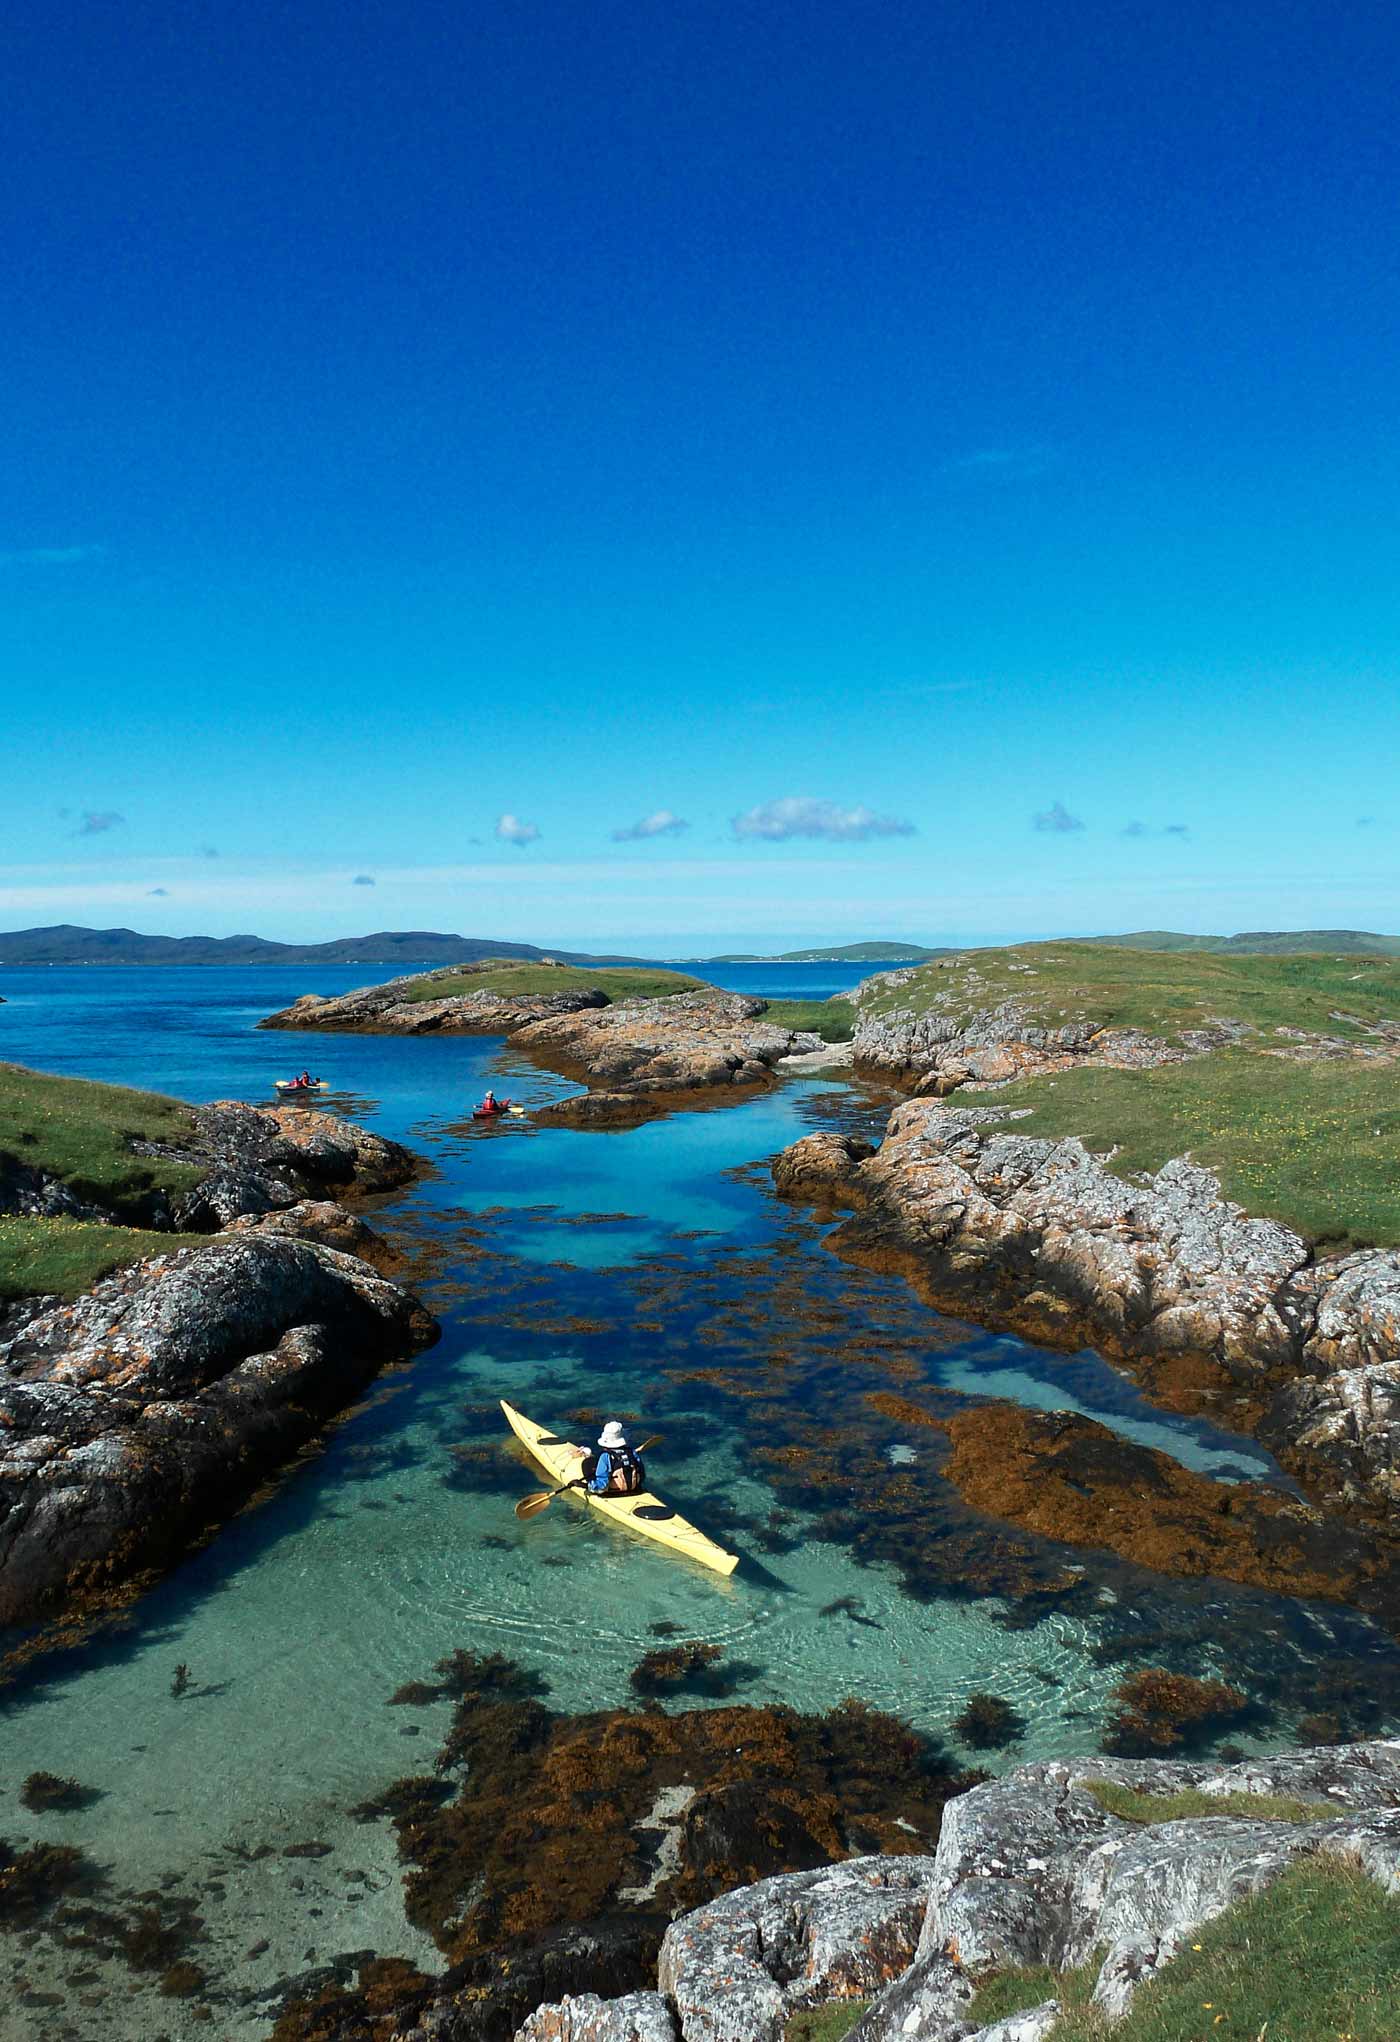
[592,1444,645,1495]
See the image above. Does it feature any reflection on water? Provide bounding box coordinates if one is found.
[2,967,1398,2038]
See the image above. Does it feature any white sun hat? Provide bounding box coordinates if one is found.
[598,1421,627,1449]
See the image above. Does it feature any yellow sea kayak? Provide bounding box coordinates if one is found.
[500,1399,739,1577]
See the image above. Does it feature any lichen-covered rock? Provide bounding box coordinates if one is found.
[850,1743,1400,2039]
[770,1133,875,1203]
[259,968,607,1035]
[222,1198,403,1273]
[170,1100,418,1227]
[658,1855,938,2042]
[975,2008,1061,2042]
[0,1234,436,1622]
[514,1992,678,2042]
[515,992,811,1116]
[773,1102,1400,1524]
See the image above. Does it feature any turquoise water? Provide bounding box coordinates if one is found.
[2,967,1397,2038]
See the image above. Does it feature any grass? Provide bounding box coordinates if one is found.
[0,1215,176,1301]
[976,1049,1400,1247]
[761,996,858,1044]
[860,941,1400,1044]
[965,1859,1400,2039]
[399,962,705,1004]
[1084,1781,1337,1826]
[783,2004,869,2042]
[0,1062,203,1216]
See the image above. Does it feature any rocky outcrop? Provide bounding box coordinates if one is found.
[0,1234,436,1623]
[850,1741,1400,2040]
[515,1994,678,2042]
[657,1856,938,2042]
[1,1097,419,1236]
[522,994,823,1124]
[847,967,1394,1094]
[167,1100,418,1229]
[221,1198,404,1273]
[506,1741,1400,2042]
[259,967,608,1036]
[849,987,1220,1093]
[770,1131,875,1202]
[773,1106,1400,1523]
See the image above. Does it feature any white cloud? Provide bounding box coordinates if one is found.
[611,809,690,843]
[731,797,916,844]
[496,813,541,848]
[1034,801,1085,834]
[0,543,105,566]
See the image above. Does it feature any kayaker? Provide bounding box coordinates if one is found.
[584,1421,645,1497]
[481,1089,500,1114]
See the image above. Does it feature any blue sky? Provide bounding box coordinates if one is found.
[3,0,1397,952]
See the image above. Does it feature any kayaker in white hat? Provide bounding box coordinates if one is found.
[585,1420,645,1497]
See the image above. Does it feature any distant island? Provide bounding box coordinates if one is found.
[0,924,647,968]
[4,922,1400,970]
[696,941,950,964]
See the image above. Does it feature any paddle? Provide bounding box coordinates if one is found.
[514,1436,662,1520]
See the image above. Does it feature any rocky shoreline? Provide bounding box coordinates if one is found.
[0,1100,437,1627]
[773,1105,1400,1635]
[260,970,828,1123]
[271,1736,1400,2041]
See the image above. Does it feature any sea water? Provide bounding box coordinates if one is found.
[1,967,1396,2038]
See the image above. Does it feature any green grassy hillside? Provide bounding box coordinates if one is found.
[1083,927,1400,956]
[864,946,1400,1247]
[861,941,1400,1043]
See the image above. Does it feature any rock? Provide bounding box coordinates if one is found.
[514,1992,678,2042]
[974,2008,1060,2042]
[171,1101,418,1228]
[851,987,1190,1090]
[259,967,607,1036]
[770,1133,875,1202]
[222,1199,403,1273]
[0,1234,436,1623]
[850,1743,1400,2038]
[515,992,808,1116]
[658,1855,938,2042]
[774,1101,1400,1536]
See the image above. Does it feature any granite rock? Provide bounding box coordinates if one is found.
[657,1855,938,2042]
[514,1993,678,2042]
[0,1233,436,1622]
[258,967,606,1036]
[773,1103,1400,1518]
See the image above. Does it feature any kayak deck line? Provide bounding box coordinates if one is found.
[500,1398,739,1578]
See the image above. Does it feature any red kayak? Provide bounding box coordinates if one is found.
[472,1099,513,1120]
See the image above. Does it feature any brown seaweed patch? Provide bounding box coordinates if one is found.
[20,1771,99,1813]
[269,1649,980,2042]
[1102,1668,1250,1755]
[0,1838,100,1925]
[951,1693,1025,1750]
[935,1402,1398,1621]
[628,1642,759,1699]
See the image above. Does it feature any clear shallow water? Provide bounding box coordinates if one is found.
[2,967,1398,2038]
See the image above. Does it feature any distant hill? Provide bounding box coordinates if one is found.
[1084,929,1400,957]
[701,941,951,964]
[0,925,646,967]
